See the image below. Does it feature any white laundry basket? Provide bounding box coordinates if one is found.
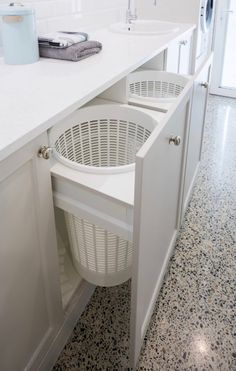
[49,104,156,287]
[129,70,189,103]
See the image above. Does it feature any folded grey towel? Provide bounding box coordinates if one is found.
[39,40,102,62]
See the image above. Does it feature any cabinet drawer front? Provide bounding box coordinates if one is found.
[183,56,212,215]
[0,133,62,371]
[131,86,193,367]
[179,33,193,75]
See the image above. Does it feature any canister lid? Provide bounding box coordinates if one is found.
[0,3,35,16]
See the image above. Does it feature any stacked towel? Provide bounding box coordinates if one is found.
[38,31,102,62]
[38,31,88,48]
[39,40,102,62]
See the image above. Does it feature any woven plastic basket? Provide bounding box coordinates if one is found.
[50,104,155,175]
[50,104,156,286]
[129,70,189,103]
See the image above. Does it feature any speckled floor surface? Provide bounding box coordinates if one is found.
[53,95,236,371]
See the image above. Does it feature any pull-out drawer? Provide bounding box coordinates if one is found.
[49,104,161,287]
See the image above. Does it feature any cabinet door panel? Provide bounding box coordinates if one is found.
[131,88,192,367]
[183,58,212,214]
[0,133,62,371]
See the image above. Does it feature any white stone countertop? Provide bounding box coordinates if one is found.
[0,23,195,161]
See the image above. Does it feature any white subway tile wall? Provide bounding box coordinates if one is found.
[0,0,130,47]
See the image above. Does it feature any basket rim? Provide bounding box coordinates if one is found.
[49,104,156,144]
[129,69,190,83]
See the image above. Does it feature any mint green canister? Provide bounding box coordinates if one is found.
[0,3,39,65]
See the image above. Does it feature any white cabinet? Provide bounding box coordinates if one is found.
[0,49,211,371]
[166,32,193,75]
[0,133,63,371]
[182,57,212,215]
[131,85,192,367]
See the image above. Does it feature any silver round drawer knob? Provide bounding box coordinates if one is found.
[169,136,181,146]
[38,145,53,160]
[201,82,209,89]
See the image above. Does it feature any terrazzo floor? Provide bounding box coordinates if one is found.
[53,95,236,371]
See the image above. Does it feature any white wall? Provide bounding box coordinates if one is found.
[136,0,201,24]
[0,0,128,46]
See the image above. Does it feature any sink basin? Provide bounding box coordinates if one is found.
[109,20,179,36]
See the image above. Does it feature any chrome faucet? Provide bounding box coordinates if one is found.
[126,0,137,24]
